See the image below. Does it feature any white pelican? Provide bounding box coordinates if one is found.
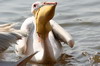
[16,2,74,63]
[0,52,38,66]
[0,23,27,53]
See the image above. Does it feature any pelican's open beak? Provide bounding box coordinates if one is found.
[34,2,57,35]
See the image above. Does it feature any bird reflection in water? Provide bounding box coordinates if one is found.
[29,53,73,66]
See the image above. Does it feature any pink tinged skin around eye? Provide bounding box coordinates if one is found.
[33,4,37,7]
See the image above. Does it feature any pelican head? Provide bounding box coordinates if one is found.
[31,2,57,37]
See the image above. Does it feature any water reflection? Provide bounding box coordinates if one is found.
[82,52,100,66]
[29,53,73,66]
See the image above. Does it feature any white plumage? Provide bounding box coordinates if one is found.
[16,2,74,63]
[0,23,27,53]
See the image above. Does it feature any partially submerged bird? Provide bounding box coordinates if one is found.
[16,2,74,63]
[0,51,38,66]
[0,23,27,53]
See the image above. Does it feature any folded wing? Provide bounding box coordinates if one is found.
[50,20,74,48]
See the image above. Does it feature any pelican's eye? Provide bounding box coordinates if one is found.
[33,4,37,7]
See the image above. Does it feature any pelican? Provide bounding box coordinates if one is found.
[16,2,74,63]
[0,23,27,53]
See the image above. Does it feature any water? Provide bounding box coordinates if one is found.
[0,0,100,66]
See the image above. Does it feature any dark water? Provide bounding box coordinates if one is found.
[0,0,100,66]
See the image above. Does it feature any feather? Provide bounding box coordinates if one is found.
[0,23,27,52]
[50,20,74,48]
[16,51,38,66]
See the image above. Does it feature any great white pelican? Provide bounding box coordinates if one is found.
[16,2,74,63]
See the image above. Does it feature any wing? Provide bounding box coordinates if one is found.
[16,51,38,66]
[50,20,74,48]
[0,23,27,53]
[16,17,34,55]
[0,32,26,53]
